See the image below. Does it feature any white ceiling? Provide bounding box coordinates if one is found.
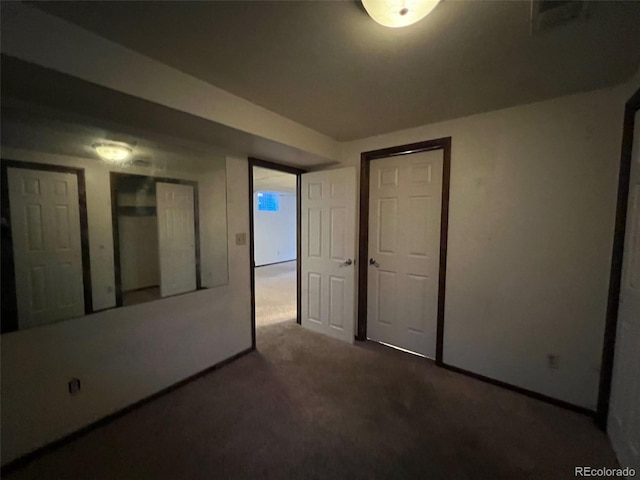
[32,0,640,141]
[253,166,297,194]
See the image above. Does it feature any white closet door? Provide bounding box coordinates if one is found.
[156,182,197,297]
[367,150,443,358]
[8,167,85,329]
[301,167,356,343]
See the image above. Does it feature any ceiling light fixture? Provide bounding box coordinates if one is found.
[362,0,440,28]
[93,142,132,162]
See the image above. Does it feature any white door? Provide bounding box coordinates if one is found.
[156,182,197,297]
[367,150,443,358]
[301,167,356,343]
[609,109,640,471]
[8,167,85,329]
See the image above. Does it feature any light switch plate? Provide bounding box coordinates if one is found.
[235,233,247,246]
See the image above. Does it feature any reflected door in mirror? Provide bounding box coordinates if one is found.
[156,182,197,297]
[8,167,85,329]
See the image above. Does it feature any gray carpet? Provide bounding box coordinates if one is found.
[5,320,618,479]
[255,261,296,327]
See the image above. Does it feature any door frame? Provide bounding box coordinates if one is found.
[110,172,201,307]
[248,158,306,350]
[356,137,452,364]
[596,86,640,429]
[1,159,93,333]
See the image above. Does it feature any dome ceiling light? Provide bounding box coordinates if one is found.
[362,0,441,28]
[93,142,132,162]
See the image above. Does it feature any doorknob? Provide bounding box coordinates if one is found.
[369,258,380,268]
[339,258,353,267]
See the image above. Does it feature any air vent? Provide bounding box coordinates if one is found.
[531,0,589,34]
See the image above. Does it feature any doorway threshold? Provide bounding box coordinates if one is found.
[372,339,433,360]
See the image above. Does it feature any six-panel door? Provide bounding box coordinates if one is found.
[156,182,197,298]
[301,167,356,343]
[8,167,85,329]
[366,150,443,358]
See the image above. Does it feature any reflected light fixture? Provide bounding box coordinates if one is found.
[93,142,132,162]
[362,0,440,28]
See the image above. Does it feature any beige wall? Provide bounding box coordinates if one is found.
[339,82,637,409]
[0,156,251,464]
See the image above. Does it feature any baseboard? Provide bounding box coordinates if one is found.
[1,346,255,475]
[254,259,296,268]
[440,362,596,417]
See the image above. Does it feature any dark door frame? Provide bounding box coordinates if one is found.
[248,158,306,350]
[110,172,201,307]
[596,85,640,429]
[1,159,93,333]
[356,137,452,364]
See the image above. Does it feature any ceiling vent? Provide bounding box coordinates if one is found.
[530,0,589,34]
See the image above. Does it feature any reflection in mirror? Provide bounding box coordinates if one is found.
[1,100,229,334]
[115,176,162,306]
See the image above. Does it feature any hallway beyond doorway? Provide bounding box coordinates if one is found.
[255,261,296,327]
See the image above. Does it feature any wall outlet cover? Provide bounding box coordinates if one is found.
[68,378,81,394]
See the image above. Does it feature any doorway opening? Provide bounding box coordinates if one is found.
[248,159,305,348]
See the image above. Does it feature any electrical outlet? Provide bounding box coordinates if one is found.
[547,354,560,370]
[68,378,81,395]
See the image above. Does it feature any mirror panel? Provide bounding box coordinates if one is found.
[1,100,229,334]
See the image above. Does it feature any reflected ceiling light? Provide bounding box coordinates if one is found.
[93,142,132,162]
[362,0,440,28]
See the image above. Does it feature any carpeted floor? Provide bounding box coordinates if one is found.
[5,318,618,480]
[255,261,297,327]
